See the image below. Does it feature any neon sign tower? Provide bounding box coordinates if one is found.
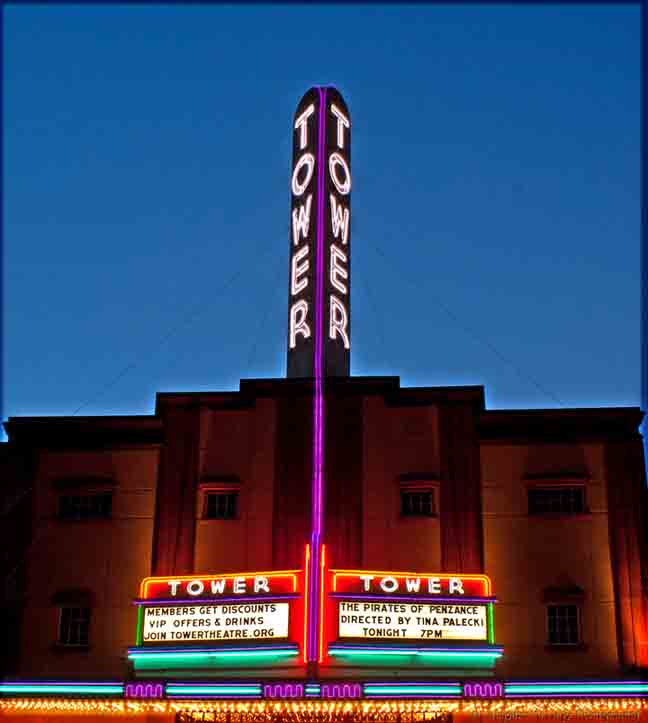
[287,87,351,379]
[287,87,352,669]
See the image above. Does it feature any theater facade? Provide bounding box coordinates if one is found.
[1,87,647,722]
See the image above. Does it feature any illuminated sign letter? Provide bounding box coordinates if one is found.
[330,245,348,295]
[329,295,349,349]
[168,580,181,596]
[330,195,350,245]
[254,576,270,593]
[405,578,421,593]
[291,245,310,295]
[330,104,350,149]
[359,575,374,592]
[329,153,351,195]
[292,154,315,197]
[289,300,310,348]
[292,195,313,246]
[449,577,465,594]
[187,580,204,596]
[211,579,225,594]
[294,104,315,150]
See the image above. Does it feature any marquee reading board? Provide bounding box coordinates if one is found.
[135,571,301,646]
[329,570,494,645]
[287,86,351,378]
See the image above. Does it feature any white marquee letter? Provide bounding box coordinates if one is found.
[428,577,441,594]
[329,195,350,245]
[379,576,399,594]
[292,194,312,246]
[330,244,348,295]
[330,104,349,148]
[291,245,310,295]
[329,295,349,349]
[210,579,225,594]
[294,104,315,150]
[359,575,374,592]
[329,153,351,195]
[168,580,181,596]
[449,577,465,595]
[233,577,246,594]
[254,576,270,593]
[405,578,421,593]
[289,300,310,348]
[186,580,204,596]
[292,154,315,196]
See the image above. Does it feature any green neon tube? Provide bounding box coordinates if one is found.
[136,607,143,646]
[129,650,296,661]
[487,604,494,644]
[330,649,500,657]
[0,685,123,695]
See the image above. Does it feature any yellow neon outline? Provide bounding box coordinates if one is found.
[318,544,326,663]
[330,569,492,596]
[303,545,310,664]
[140,569,301,599]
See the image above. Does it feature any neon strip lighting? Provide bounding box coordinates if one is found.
[487,603,494,644]
[306,86,328,664]
[318,544,326,663]
[364,687,461,697]
[140,570,299,598]
[167,685,261,696]
[134,595,299,606]
[0,685,123,695]
[136,605,143,645]
[329,594,497,604]
[329,645,502,658]
[303,544,310,663]
[128,650,297,660]
[507,685,648,694]
[128,644,297,653]
[331,570,491,596]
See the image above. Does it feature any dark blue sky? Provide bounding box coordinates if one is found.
[5,4,640,430]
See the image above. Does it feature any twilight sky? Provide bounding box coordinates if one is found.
[4,4,640,434]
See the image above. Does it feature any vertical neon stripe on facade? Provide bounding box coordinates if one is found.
[306,87,328,663]
[319,544,327,663]
[303,544,310,663]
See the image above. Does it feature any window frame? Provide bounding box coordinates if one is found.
[527,482,588,518]
[203,490,240,520]
[57,605,91,648]
[400,488,436,518]
[397,477,439,520]
[545,603,582,648]
[57,491,113,522]
[198,480,242,521]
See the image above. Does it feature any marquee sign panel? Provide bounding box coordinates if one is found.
[338,600,488,641]
[141,601,290,644]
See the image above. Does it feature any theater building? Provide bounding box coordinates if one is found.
[1,87,647,722]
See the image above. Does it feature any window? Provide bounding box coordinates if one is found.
[547,604,581,646]
[58,607,91,647]
[528,487,584,516]
[401,489,434,517]
[58,493,112,521]
[204,492,238,520]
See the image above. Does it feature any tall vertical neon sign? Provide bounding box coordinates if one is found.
[287,86,351,664]
[287,87,351,379]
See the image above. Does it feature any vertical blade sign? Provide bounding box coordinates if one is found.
[287,87,351,378]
